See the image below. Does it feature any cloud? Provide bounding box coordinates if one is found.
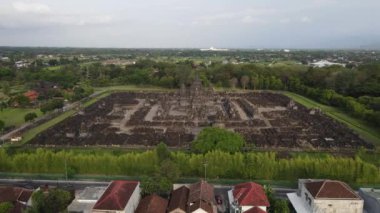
[12,2,51,14]
[279,18,291,24]
[0,1,113,29]
[301,16,312,23]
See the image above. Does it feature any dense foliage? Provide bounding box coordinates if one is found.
[0,120,4,132]
[24,112,38,122]
[0,149,378,184]
[192,127,246,153]
[265,186,291,213]
[0,202,13,213]
[28,188,72,213]
[40,99,64,114]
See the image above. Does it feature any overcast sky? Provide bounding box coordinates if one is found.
[0,0,379,49]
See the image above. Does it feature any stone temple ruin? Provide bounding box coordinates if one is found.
[30,78,373,150]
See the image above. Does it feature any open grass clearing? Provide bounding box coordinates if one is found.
[0,108,42,127]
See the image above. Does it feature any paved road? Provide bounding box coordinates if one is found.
[0,178,109,190]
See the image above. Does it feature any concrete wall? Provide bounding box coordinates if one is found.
[313,199,363,213]
[123,182,141,213]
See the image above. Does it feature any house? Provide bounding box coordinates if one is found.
[188,180,216,213]
[0,186,34,213]
[358,188,380,213]
[135,194,168,213]
[167,181,216,213]
[167,186,189,213]
[228,182,270,213]
[24,90,39,102]
[92,180,140,213]
[67,187,106,213]
[287,179,363,213]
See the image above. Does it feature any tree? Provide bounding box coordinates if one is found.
[240,75,250,89]
[40,99,64,114]
[140,176,172,196]
[157,159,181,182]
[0,202,13,213]
[191,127,245,153]
[24,112,38,122]
[156,142,171,162]
[272,199,290,213]
[29,188,72,213]
[11,95,30,107]
[229,77,238,88]
[0,120,4,132]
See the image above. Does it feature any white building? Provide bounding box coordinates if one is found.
[228,182,269,213]
[287,179,363,213]
[92,180,140,213]
[67,186,106,213]
[309,60,345,68]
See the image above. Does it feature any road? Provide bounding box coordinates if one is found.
[0,178,109,190]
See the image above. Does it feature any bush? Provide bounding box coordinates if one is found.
[40,99,64,114]
[24,112,38,122]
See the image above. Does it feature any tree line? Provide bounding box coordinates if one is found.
[0,148,378,184]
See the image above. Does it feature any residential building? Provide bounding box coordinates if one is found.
[287,179,363,213]
[187,180,216,213]
[92,180,140,213]
[168,180,216,213]
[0,186,34,213]
[358,188,380,213]
[167,186,189,213]
[135,194,168,213]
[228,182,270,213]
[24,90,39,103]
[67,186,106,213]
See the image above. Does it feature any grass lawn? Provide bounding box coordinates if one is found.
[0,108,42,127]
[43,65,62,71]
[284,91,380,147]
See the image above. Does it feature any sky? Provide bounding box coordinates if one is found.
[0,0,379,49]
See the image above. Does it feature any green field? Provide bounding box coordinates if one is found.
[284,92,380,147]
[0,108,42,127]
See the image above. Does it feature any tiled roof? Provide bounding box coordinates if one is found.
[135,194,168,213]
[167,186,189,212]
[245,206,267,213]
[233,182,270,207]
[17,190,33,203]
[188,199,214,213]
[188,180,214,204]
[304,180,360,199]
[93,180,139,211]
[0,187,33,203]
[0,187,33,213]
